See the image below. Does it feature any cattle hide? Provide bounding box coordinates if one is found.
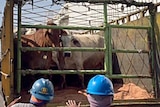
[19,29,53,69]
[60,34,104,88]
[61,34,104,70]
[61,34,123,88]
[14,24,67,69]
[14,23,68,89]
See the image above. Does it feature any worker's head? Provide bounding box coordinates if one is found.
[86,75,114,107]
[29,78,54,106]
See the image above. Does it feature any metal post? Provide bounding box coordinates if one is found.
[103,3,107,73]
[103,3,112,76]
[17,1,22,94]
[149,4,158,98]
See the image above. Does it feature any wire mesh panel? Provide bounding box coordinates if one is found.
[112,27,152,92]
[13,0,160,28]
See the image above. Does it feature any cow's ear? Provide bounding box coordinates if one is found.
[71,38,81,47]
[61,30,68,36]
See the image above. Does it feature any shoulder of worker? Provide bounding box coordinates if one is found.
[10,103,36,107]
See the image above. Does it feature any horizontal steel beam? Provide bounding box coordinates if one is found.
[21,47,105,51]
[21,24,104,30]
[21,70,151,78]
[110,25,150,30]
[64,0,153,6]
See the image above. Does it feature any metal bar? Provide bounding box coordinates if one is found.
[17,2,22,94]
[21,69,106,74]
[110,74,151,79]
[21,47,150,53]
[149,5,158,98]
[103,3,113,76]
[108,26,112,75]
[21,22,150,31]
[21,24,104,30]
[113,99,160,106]
[49,98,160,107]
[114,99,160,103]
[21,47,105,51]
[21,70,151,78]
[112,49,149,53]
[110,25,150,29]
[103,3,109,75]
[64,0,153,6]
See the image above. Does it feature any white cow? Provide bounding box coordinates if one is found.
[61,34,104,70]
[61,34,105,88]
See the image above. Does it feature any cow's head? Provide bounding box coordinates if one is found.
[46,22,68,47]
[61,35,81,57]
[61,35,81,47]
[46,22,68,69]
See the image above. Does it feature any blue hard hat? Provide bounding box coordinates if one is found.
[30,78,54,101]
[87,75,114,96]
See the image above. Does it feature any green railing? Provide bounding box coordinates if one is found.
[15,2,159,103]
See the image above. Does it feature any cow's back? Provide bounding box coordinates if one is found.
[72,34,104,47]
[73,34,104,69]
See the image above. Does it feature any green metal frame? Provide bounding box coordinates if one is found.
[149,4,158,98]
[14,1,159,106]
[17,2,22,94]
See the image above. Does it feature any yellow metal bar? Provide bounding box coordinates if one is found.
[1,0,14,104]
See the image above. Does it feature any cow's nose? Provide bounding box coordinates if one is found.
[64,51,71,57]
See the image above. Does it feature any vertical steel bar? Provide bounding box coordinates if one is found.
[17,2,22,94]
[149,4,157,98]
[103,3,108,74]
[108,25,112,75]
[103,3,112,76]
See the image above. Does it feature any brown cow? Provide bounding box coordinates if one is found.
[17,23,67,69]
[14,23,67,89]
[20,29,54,69]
